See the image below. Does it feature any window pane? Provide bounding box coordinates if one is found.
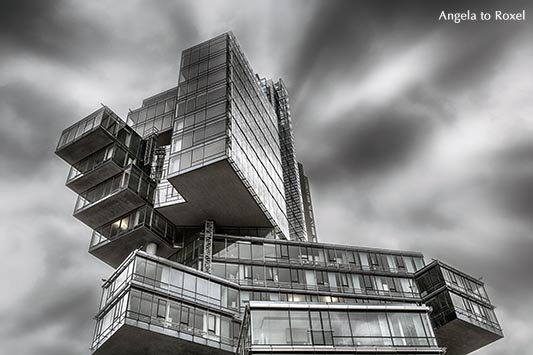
[252,310,290,345]
[330,311,353,345]
[290,311,310,344]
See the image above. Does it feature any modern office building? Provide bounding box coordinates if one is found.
[55,32,503,355]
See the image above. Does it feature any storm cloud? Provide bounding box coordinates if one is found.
[1,1,532,354]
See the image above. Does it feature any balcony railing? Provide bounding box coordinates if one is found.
[66,144,138,193]
[73,165,155,228]
[56,107,130,165]
[75,165,153,212]
[90,205,176,249]
[68,144,128,181]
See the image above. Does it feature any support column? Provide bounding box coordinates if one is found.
[202,220,214,274]
[146,242,158,256]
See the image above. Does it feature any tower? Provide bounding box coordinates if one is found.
[55,32,503,355]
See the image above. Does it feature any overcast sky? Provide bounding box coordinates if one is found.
[1,0,532,354]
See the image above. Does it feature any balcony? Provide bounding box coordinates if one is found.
[66,144,135,193]
[89,206,181,268]
[74,165,155,228]
[56,106,132,165]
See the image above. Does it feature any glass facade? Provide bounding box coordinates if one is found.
[128,86,177,138]
[152,145,186,207]
[90,205,179,248]
[168,34,229,176]
[74,165,155,213]
[260,78,307,241]
[415,261,503,337]
[54,31,502,355]
[174,235,425,275]
[66,142,139,184]
[227,33,288,238]
[298,163,318,242]
[237,302,443,355]
[57,107,113,150]
[93,251,241,352]
[168,235,424,312]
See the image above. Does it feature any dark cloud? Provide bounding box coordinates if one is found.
[0,81,79,178]
[1,1,532,355]
[286,0,526,91]
[491,170,533,222]
[305,103,436,185]
[480,141,533,224]
[0,0,110,64]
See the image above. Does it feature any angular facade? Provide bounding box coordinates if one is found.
[55,32,503,355]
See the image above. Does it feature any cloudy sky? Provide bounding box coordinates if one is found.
[1,0,532,354]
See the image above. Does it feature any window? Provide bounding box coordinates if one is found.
[208,314,218,334]
[180,305,190,325]
[157,299,167,319]
[206,102,225,120]
[251,243,263,260]
[278,244,289,259]
[359,253,369,269]
[330,311,352,345]
[168,301,180,326]
[309,311,332,345]
[238,242,251,259]
[278,268,290,284]
[265,267,276,281]
[404,256,415,273]
[226,264,238,281]
[204,139,225,158]
[205,120,225,138]
[139,292,153,318]
[207,86,226,103]
[264,244,276,259]
[349,312,391,346]
[305,270,316,286]
[128,289,141,315]
[290,269,300,283]
[363,275,374,290]
[253,266,265,282]
[396,255,406,269]
[192,147,203,163]
[327,249,336,262]
[316,271,327,286]
[252,310,290,345]
[169,156,180,173]
[290,311,310,344]
[180,151,192,170]
[369,253,380,268]
[388,313,428,346]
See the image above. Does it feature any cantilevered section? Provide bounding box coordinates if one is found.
[165,160,273,228]
[415,260,503,355]
[89,205,184,268]
[166,32,289,238]
[73,165,155,228]
[238,302,445,355]
[92,251,242,355]
[66,143,137,193]
[92,324,234,355]
[56,107,134,165]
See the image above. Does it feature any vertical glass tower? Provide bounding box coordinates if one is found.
[55,32,503,355]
